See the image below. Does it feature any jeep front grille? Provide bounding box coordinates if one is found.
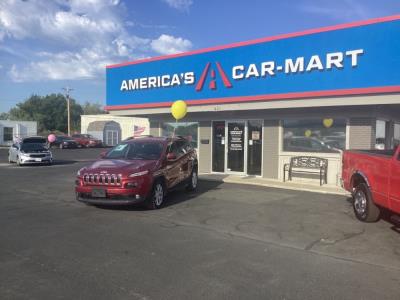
[83,173,122,186]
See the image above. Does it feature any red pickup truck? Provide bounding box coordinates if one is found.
[342,146,400,222]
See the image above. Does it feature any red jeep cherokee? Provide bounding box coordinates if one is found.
[75,136,198,209]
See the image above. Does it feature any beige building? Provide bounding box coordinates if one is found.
[108,97,400,187]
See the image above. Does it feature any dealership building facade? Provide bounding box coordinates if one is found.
[105,16,400,187]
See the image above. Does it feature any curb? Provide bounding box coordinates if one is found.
[199,175,349,196]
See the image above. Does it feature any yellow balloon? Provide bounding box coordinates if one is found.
[171,100,187,120]
[305,130,312,137]
[323,118,333,128]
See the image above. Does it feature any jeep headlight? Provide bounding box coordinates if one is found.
[129,170,149,178]
[77,168,84,176]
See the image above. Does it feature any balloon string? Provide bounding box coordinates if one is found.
[173,119,177,137]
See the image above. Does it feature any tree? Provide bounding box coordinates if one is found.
[0,112,9,120]
[82,102,106,115]
[8,94,83,133]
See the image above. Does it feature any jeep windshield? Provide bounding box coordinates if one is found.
[105,142,163,160]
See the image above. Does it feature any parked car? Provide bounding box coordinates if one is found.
[72,134,102,148]
[342,146,400,222]
[8,136,53,166]
[50,135,78,149]
[75,136,198,209]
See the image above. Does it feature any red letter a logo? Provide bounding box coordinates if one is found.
[195,62,233,91]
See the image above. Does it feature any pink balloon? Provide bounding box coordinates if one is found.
[48,134,56,143]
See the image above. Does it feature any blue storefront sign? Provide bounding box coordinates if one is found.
[106,16,400,110]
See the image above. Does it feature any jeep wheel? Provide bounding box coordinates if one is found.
[186,168,198,191]
[147,181,164,210]
[353,183,380,222]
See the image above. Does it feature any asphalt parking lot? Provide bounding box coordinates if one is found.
[0,148,399,299]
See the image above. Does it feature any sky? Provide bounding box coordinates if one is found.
[0,0,399,113]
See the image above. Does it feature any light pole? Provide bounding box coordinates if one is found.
[62,87,73,136]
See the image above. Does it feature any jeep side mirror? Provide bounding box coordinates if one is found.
[167,153,176,161]
[100,150,108,158]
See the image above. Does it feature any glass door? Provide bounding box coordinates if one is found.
[247,120,263,175]
[212,121,225,172]
[106,130,119,146]
[227,121,245,173]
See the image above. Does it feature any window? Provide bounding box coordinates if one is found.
[105,143,129,159]
[283,119,346,153]
[3,127,13,142]
[375,120,388,150]
[162,122,198,148]
[166,140,189,158]
[394,123,400,148]
[126,142,163,160]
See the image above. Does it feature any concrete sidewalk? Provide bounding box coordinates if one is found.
[199,173,348,196]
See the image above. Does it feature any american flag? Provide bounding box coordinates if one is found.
[134,125,146,137]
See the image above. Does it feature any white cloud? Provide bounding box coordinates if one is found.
[151,34,192,55]
[162,0,193,12]
[0,0,122,46]
[9,48,112,82]
[0,0,193,82]
[298,0,373,21]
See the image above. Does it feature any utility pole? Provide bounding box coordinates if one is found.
[62,87,73,136]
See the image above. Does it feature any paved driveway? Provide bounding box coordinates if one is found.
[0,148,399,299]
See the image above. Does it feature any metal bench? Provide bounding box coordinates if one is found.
[283,156,328,186]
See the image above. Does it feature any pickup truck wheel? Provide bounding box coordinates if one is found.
[146,181,164,210]
[353,183,380,222]
[186,168,198,191]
